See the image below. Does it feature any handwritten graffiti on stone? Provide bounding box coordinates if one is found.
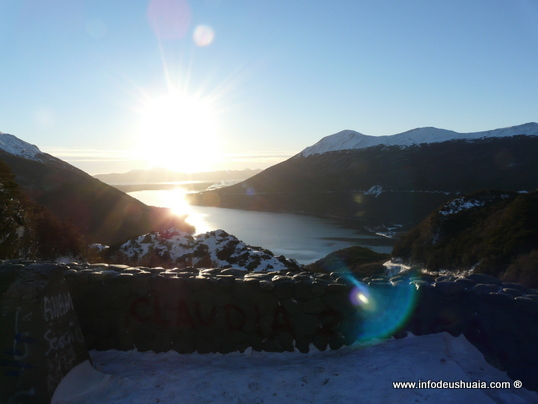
[129,295,342,339]
[3,308,38,379]
[43,293,75,322]
[44,321,85,356]
[12,308,36,361]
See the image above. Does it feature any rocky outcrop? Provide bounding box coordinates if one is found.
[109,228,302,272]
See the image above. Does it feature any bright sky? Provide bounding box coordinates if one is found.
[1,0,537,174]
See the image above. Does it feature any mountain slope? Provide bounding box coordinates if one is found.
[0,158,33,257]
[190,129,538,230]
[392,190,538,287]
[0,133,193,245]
[0,158,87,259]
[300,122,538,156]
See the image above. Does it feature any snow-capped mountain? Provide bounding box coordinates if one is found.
[0,132,45,161]
[300,122,538,156]
[192,123,538,232]
[0,131,194,245]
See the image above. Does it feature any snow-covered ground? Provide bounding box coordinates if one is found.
[53,332,537,404]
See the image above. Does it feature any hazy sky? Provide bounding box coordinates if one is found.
[1,0,537,174]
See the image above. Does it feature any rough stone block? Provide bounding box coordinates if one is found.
[293,281,313,300]
[196,337,221,354]
[291,314,320,339]
[454,278,477,289]
[321,293,354,315]
[327,335,345,350]
[151,333,172,353]
[513,296,538,315]
[312,334,328,351]
[326,283,349,294]
[0,264,89,404]
[300,298,327,314]
[432,281,466,296]
[272,280,294,300]
[311,280,329,297]
[466,273,502,285]
[295,337,311,353]
[172,337,196,354]
[131,275,151,296]
[248,333,264,352]
[258,314,276,338]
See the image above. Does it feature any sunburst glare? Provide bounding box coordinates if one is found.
[134,89,220,173]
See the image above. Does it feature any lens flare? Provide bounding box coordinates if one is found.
[320,255,417,345]
[241,183,256,196]
[346,275,417,343]
[148,0,192,40]
[193,24,215,47]
[349,283,374,310]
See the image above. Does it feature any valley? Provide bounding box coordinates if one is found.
[1,123,537,287]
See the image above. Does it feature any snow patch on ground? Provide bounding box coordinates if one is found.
[53,333,538,404]
[439,198,487,216]
[52,360,110,403]
[383,259,412,277]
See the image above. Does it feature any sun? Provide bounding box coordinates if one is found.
[135,91,220,173]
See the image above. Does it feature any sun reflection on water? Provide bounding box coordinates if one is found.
[129,187,210,234]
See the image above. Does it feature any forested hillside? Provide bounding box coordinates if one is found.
[392,190,538,287]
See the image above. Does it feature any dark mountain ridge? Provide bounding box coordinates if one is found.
[0,159,85,259]
[0,135,193,246]
[190,135,538,230]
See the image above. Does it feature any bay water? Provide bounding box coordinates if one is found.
[128,188,393,264]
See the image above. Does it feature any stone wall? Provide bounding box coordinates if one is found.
[3,260,538,394]
[0,262,89,404]
[60,263,538,391]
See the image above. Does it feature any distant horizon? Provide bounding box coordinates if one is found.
[3,119,538,175]
[38,146,293,176]
[2,1,537,175]
[92,166,264,177]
